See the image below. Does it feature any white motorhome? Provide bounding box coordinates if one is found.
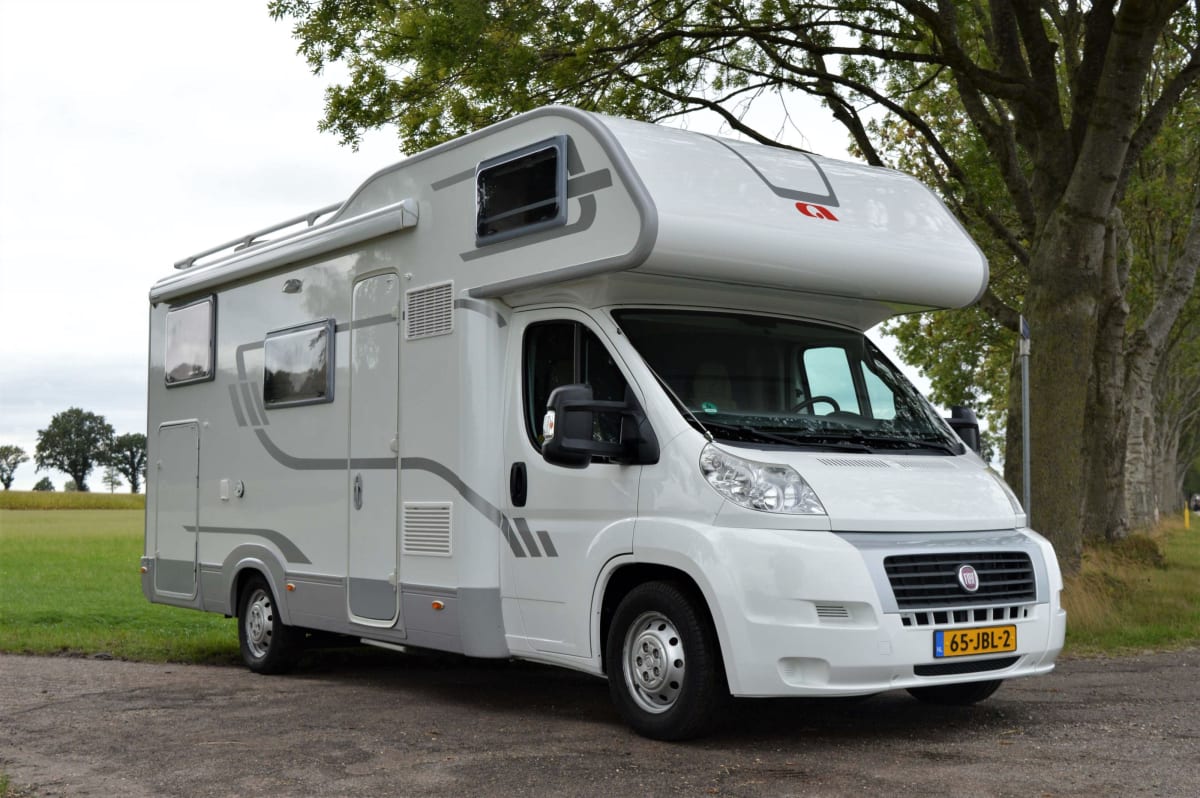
[143,106,1065,740]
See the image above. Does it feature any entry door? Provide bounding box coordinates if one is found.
[502,311,643,657]
[154,421,199,598]
[348,273,402,626]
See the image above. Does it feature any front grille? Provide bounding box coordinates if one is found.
[914,656,1018,677]
[885,551,1036,609]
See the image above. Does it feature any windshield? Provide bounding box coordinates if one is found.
[612,310,962,455]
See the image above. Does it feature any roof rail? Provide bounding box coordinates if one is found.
[173,201,343,270]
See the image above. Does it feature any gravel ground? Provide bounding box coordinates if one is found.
[1,647,1197,797]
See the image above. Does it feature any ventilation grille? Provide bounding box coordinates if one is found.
[884,551,1036,609]
[891,458,955,470]
[900,604,1031,628]
[815,457,890,469]
[815,603,851,620]
[405,282,454,340]
[402,502,452,557]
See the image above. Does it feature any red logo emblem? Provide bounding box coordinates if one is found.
[795,202,839,221]
[957,564,980,593]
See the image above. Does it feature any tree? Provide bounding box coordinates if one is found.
[0,444,29,490]
[31,477,55,492]
[104,433,147,494]
[102,466,123,494]
[34,408,114,493]
[271,0,1200,572]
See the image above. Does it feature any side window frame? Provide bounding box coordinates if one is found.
[475,135,569,247]
[262,318,336,410]
[164,295,216,388]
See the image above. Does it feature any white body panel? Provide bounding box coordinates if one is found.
[144,106,1063,703]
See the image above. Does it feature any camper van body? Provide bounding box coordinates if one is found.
[144,106,1065,739]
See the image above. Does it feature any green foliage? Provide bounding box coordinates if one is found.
[31,477,54,492]
[0,490,145,510]
[0,444,29,490]
[0,510,236,662]
[104,432,147,494]
[34,408,113,493]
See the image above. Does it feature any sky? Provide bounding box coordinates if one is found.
[0,0,903,491]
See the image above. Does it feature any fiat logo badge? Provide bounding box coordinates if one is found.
[957,564,980,593]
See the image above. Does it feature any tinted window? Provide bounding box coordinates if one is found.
[263,320,335,408]
[476,136,567,244]
[523,321,628,451]
[164,297,215,387]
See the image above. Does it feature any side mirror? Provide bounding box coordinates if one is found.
[541,384,659,469]
[947,406,981,455]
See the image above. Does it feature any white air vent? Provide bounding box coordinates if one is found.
[402,502,452,556]
[891,458,955,470]
[815,603,852,620]
[816,457,890,469]
[405,281,454,340]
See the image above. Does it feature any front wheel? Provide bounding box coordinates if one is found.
[605,581,726,740]
[907,679,1002,705]
[238,575,301,674]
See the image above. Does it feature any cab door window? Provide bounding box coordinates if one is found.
[523,321,628,451]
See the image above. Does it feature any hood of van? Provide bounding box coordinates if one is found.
[781,451,1020,532]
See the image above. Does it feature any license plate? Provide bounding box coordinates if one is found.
[934,625,1017,658]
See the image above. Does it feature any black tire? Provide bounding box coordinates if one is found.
[237,575,301,674]
[605,581,726,740]
[907,679,1002,705]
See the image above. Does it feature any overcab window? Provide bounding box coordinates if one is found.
[164,296,215,387]
[263,319,335,408]
[476,135,568,245]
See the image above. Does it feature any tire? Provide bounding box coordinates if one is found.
[238,575,301,674]
[907,679,1002,705]
[605,581,726,740]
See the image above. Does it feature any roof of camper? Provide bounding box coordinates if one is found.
[152,106,987,313]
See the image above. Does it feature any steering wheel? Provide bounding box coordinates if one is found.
[790,395,841,414]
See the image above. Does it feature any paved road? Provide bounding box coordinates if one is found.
[1,648,1197,797]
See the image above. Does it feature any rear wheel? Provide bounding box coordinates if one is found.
[605,581,725,740]
[907,679,1002,705]
[238,575,301,674]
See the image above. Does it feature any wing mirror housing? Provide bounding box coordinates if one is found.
[541,384,659,469]
[947,405,981,454]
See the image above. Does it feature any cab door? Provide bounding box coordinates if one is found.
[502,310,643,657]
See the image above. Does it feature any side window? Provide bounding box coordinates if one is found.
[523,321,628,450]
[263,319,335,408]
[164,296,215,387]
[861,363,897,420]
[798,347,858,414]
[476,136,568,246]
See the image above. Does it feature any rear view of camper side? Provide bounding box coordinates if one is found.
[143,106,1065,740]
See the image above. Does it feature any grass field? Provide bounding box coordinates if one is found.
[2,506,1198,665]
[0,509,237,663]
[0,490,146,510]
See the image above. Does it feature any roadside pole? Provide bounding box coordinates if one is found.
[1020,316,1032,519]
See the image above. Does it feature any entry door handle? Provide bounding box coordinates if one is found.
[510,462,527,507]
[353,473,364,510]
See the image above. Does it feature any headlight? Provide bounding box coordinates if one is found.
[699,443,826,514]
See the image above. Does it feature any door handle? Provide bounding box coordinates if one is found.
[510,462,527,507]
[353,473,363,510]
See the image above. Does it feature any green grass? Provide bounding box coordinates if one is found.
[0,509,237,663]
[0,490,146,510]
[1062,519,1200,654]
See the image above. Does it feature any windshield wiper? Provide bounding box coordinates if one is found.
[700,422,874,452]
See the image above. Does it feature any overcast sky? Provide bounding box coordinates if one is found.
[0,0,895,491]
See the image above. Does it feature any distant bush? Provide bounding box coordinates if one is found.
[0,491,146,510]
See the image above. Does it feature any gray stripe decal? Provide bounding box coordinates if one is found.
[253,429,397,470]
[239,382,262,426]
[703,134,840,207]
[565,169,613,197]
[535,529,558,558]
[249,380,269,426]
[228,384,248,427]
[461,194,597,262]
[185,525,312,564]
[453,298,507,327]
[514,518,541,558]
[431,168,475,191]
[401,457,526,557]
